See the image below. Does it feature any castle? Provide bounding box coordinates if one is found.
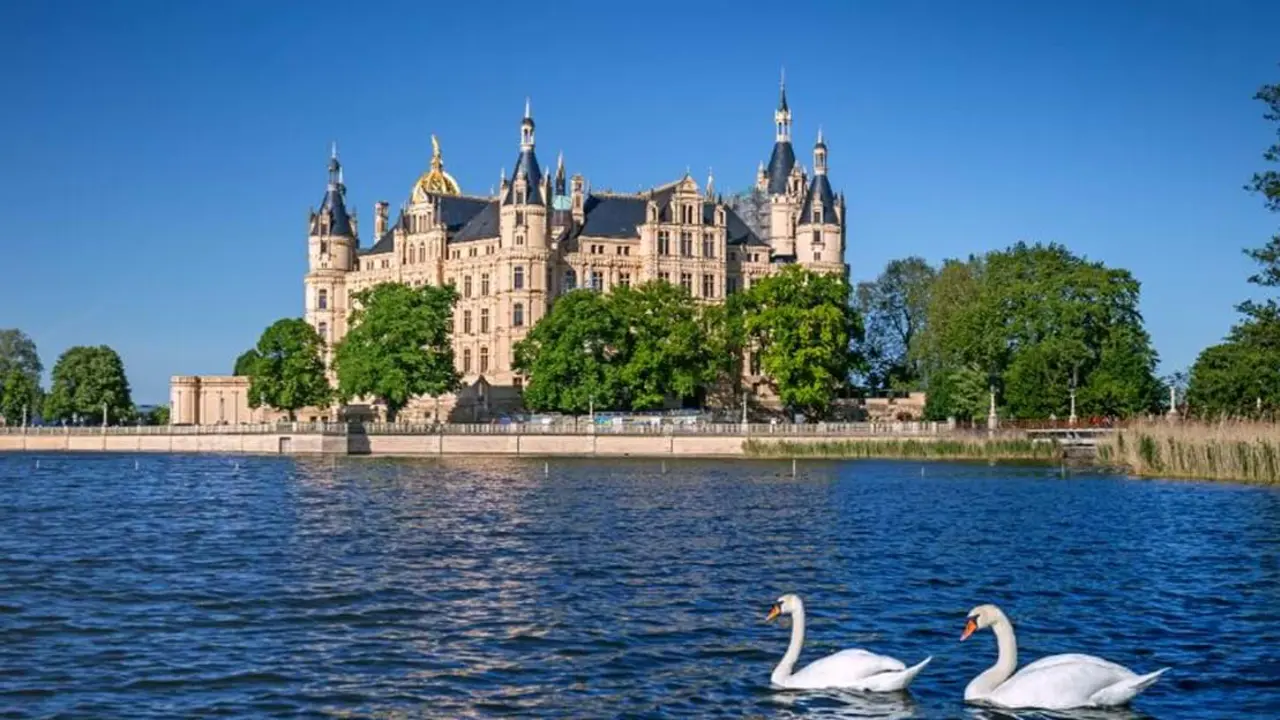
[171,82,848,424]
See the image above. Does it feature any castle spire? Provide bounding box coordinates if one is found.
[315,143,352,237]
[779,67,788,112]
[506,97,543,205]
[813,127,827,176]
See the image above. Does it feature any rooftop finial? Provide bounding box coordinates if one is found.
[557,150,564,171]
[778,67,789,114]
[524,96,531,120]
[817,126,824,145]
[706,167,715,196]
[331,140,338,159]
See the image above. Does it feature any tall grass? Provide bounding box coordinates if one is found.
[744,437,1062,461]
[1098,419,1280,484]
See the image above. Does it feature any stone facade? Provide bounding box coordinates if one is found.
[174,83,849,423]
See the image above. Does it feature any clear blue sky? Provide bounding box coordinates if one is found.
[2,0,1278,403]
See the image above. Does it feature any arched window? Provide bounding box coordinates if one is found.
[480,308,490,333]
[463,348,472,374]
[513,302,524,327]
[317,289,328,310]
[479,346,489,374]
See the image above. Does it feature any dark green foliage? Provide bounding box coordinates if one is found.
[43,345,134,424]
[0,329,43,423]
[739,265,865,419]
[247,318,331,420]
[513,290,627,414]
[1186,73,1280,415]
[234,349,262,377]
[854,256,936,391]
[922,365,988,422]
[913,243,1161,419]
[333,282,459,421]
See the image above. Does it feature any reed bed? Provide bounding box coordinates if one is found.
[1098,419,1280,484]
[743,437,1062,461]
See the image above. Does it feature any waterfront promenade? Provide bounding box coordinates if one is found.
[0,420,1040,458]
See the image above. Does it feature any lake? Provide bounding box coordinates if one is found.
[1,454,1277,718]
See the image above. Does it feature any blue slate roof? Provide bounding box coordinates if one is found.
[580,195,647,238]
[765,141,795,195]
[502,149,543,205]
[360,195,490,255]
[725,205,768,246]
[453,201,500,242]
[315,185,354,236]
[798,174,837,226]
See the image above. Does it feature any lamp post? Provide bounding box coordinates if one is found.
[102,402,108,428]
[986,385,997,433]
[21,404,27,428]
[1068,366,1078,427]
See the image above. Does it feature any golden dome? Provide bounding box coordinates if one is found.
[412,134,461,201]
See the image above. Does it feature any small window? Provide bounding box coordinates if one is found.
[463,348,472,374]
[317,289,328,310]
[516,234,525,246]
[513,376,523,390]
[814,252,822,262]
[515,210,525,226]
[464,275,472,298]
[590,271,603,292]
[565,269,577,291]
[513,265,525,290]
[513,302,525,327]
[659,271,670,283]
[479,346,489,373]
[481,273,490,295]
[469,247,478,258]
[619,272,631,288]
[702,274,714,298]
[727,276,739,295]
[680,273,692,292]
[464,310,472,335]
[702,233,714,258]
[679,232,692,257]
[813,230,821,244]
[658,231,670,255]
[480,308,490,333]
[317,321,328,339]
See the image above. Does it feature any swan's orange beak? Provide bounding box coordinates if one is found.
[765,603,781,623]
[961,617,977,641]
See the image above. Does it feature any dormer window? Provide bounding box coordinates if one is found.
[814,207,823,224]
[516,188,526,205]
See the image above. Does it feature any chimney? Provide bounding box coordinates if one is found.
[374,201,389,237]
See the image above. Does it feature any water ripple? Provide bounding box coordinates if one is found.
[1,454,1277,717]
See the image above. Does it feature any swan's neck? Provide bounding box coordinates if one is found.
[771,606,805,686]
[965,615,1018,700]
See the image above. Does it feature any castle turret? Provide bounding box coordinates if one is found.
[795,128,844,272]
[759,74,804,259]
[551,151,572,240]
[305,143,356,371]
[501,98,548,249]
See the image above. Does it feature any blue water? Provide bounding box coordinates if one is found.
[1,455,1277,719]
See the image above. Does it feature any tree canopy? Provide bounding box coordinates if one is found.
[43,345,133,424]
[913,243,1161,421]
[513,290,627,414]
[1186,71,1280,416]
[855,257,935,391]
[739,264,864,419]
[234,348,262,377]
[246,318,331,420]
[0,329,43,424]
[333,282,459,421]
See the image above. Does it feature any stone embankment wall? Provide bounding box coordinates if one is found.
[0,430,956,458]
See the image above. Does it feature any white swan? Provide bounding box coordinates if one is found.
[960,603,1169,710]
[765,593,932,692]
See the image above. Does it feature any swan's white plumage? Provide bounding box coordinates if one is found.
[962,604,1169,710]
[767,594,930,692]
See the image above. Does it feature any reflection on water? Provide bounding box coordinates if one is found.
[1,454,1277,718]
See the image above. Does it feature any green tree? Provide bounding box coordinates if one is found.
[739,265,864,419]
[0,329,42,382]
[923,365,987,422]
[234,348,262,376]
[43,346,134,424]
[915,243,1160,419]
[1186,72,1280,415]
[247,318,331,421]
[855,257,936,391]
[333,282,458,421]
[613,281,720,410]
[0,370,41,425]
[514,290,626,414]
[146,405,171,426]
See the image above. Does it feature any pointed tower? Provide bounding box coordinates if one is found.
[305,143,357,370]
[758,73,803,259]
[795,128,844,272]
[550,151,572,240]
[499,98,550,377]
